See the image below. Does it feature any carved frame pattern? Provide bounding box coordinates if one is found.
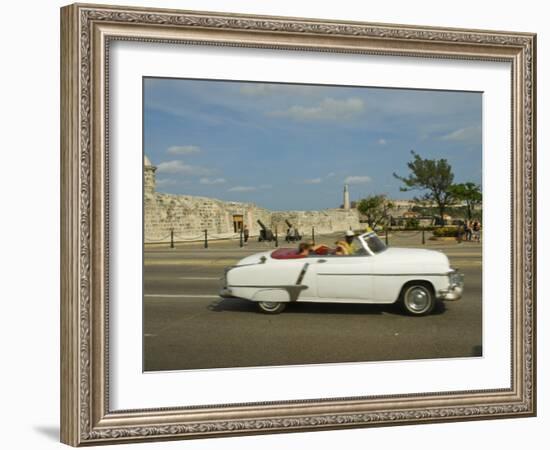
[60,3,536,446]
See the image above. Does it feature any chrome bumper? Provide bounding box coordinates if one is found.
[438,270,464,301]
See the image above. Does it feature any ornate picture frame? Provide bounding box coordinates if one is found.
[60,3,536,446]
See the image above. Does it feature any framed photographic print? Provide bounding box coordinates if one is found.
[60,3,536,446]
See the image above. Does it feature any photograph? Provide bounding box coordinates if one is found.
[143,78,483,371]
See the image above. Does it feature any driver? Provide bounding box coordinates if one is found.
[334,230,356,256]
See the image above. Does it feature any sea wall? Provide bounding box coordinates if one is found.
[144,192,360,243]
[144,157,360,243]
[271,209,360,237]
[144,193,271,242]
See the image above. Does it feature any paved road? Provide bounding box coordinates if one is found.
[143,233,482,371]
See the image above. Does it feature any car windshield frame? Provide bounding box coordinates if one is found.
[358,232,387,256]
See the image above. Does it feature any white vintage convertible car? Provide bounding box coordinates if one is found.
[220,231,463,316]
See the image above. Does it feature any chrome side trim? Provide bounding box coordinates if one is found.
[295,263,310,285]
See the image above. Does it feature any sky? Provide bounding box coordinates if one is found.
[143,77,482,211]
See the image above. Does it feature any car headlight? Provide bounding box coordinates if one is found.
[449,270,464,287]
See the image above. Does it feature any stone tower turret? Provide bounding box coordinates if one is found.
[343,184,350,210]
[144,155,157,196]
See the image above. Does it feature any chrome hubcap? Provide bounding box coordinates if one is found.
[260,302,279,310]
[406,287,430,312]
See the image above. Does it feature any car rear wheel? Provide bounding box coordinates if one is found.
[401,283,435,316]
[257,301,287,314]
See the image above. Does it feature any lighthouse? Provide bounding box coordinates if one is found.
[343,184,350,210]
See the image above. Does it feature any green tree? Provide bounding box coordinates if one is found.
[393,151,455,222]
[449,182,482,220]
[356,194,394,229]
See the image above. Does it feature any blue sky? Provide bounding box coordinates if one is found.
[144,77,482,211]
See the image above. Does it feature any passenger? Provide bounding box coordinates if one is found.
[309,241,329,254]
[298,241,328,256]
[334,230,356,256]
[297,242,312,257]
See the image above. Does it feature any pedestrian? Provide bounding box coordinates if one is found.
[465,220,472,241]
[472,220,481,242]
[243,224,249,245]
[286,225,295,242]
[456,221,464,244]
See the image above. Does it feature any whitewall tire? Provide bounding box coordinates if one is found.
[257,301,287,314]
[401,283,435,316]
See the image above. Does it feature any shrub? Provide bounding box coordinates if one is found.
[432,226,459,237]
[404,218,420,229]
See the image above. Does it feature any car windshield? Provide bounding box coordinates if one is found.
[363,233,387,254]
[341,237,365,256]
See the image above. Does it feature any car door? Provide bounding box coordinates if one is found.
[309,255,375,301]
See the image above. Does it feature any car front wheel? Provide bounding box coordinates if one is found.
[257,301,287,314]
[401,283,435,316]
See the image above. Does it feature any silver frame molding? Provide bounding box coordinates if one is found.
[60,3,536,446]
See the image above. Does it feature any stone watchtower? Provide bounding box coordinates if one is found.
[144,155,157,196]
[343,184,350,210]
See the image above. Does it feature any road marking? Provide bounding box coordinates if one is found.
[144,294,220,299]
[178,276,220,280]
[144,259,237,266]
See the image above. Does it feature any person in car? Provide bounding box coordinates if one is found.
[334,230,356,256]
[297,241,330,256]
[297,242,312,256]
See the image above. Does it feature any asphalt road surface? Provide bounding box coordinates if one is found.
[143,232,482,371]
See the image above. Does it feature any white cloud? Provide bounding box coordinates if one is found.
[227,184,271,191]
[156,178,178,187]
[344,175,372,184]
[303,177,322,184]
[268,97,365,121]
[228,186,257,192]
[377,138,387,145]
[441,126,481,141]
[156,160,213,176]
[199,177,226,185]
[167,145,202,155]
[327,172,336,177]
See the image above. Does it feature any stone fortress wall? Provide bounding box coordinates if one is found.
[270,210,360,238]
[144,156,360,243]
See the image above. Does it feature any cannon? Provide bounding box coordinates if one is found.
[257,219,275,242]
[284,220,302,243]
